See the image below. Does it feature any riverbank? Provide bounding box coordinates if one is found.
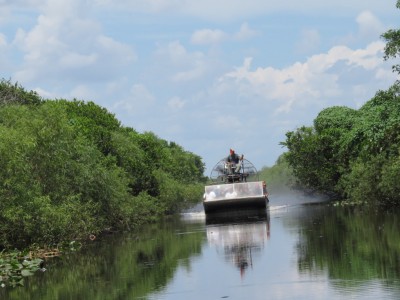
[0,80,206,287]
[3,201,400,299]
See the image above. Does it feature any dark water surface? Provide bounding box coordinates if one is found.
[2,194,400,299]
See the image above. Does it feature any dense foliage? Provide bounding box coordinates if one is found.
[382,0,400,77]
[0,80,206,250]
[282,84,400,205]
[281,2,400,205]
[258,154,296,194]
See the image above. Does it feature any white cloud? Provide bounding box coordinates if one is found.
[1,0,398,171]
[295,29,320,54]
[191,23,258,46]
[59,53,98,68]
[11,0,136,83]
[91,0,397,22]
[168,96,185,109]
[155,40,190,63]
[356,10,385,38]
[69,84,96,101]
[215,115,242,129]
[154,41,210,82]
[113,83,155,114]
[33,86,55,99]
[0,0,45,8]
[0,33,6,47]
[337,10,387,47]
[220,41,390,114]
[191,29,227,45]
[0,6,11,25]
[130,83,155,103]
[190,39,396,168]
[351,41,384,69]
[172,63,207,82]
[234,22,258,40]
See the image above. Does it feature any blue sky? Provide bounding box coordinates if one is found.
[1,1,399,173]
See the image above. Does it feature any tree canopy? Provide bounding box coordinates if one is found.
[0,80,206,249]
[382,0,400,76]
[281,2,400,205]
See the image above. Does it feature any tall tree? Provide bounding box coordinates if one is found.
[381,0,400,76]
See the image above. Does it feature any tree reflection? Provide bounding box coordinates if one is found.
[1,217,205,300]
[296,206,400,287]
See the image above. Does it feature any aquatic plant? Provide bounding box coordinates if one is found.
[0,250,43,288]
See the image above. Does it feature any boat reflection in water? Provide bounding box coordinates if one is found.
[205,209,270,278]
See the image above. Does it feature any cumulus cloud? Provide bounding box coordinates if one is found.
[189,39,396,168]
[1,0,398,171]
[91,0,396,22]
[0,33,13,73]
[172,63,207,82]
[234,22,259,40]
[0,0,44,8]
[337,10,387,47]
[0,33,6,47]
[33,86,55,99]
[11,0,136,83]
[295,29,321,54]
[356,10,385,38]
[0,6,11,25]
[216,115,242,129]
[191,22,258,46]
[154,41,209,82]
[113,83,155,114]
[168,96,185,109]
[69,84,96,101]
[220,41,392,113]
[191,29,227,45]
[155,40,191,63]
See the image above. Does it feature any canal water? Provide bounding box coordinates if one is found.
[2,193,400,299]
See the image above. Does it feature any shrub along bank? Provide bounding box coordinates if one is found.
[0,80,206,251]
[282,83,400,206]
[281,1,400,206]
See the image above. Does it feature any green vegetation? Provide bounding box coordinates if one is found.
[258,154,296,194]
[282,83,400,205]
[0,251,43,288]
[281,1,400,206]
[381,0,400,77]
[0,79,206,254]
[296,206,400,282]
[1,217,205,299]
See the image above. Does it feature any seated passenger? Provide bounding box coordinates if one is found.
[225,149,244,175]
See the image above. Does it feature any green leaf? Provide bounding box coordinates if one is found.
[21,269,33,277]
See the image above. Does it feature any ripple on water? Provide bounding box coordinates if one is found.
[330,279,400,299]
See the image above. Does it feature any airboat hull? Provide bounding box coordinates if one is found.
[203,181,269,213]
[203,196,268,213]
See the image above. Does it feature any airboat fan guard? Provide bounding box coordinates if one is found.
[209,158,259,184]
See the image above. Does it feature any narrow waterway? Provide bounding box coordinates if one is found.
[2,193,400,299]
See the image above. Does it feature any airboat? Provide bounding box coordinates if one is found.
[203,157,269,213]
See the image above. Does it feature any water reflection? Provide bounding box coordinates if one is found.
[2,203,400,300]
[0,217,206,300]
[205,210,270,278]
[295,205,400,283]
